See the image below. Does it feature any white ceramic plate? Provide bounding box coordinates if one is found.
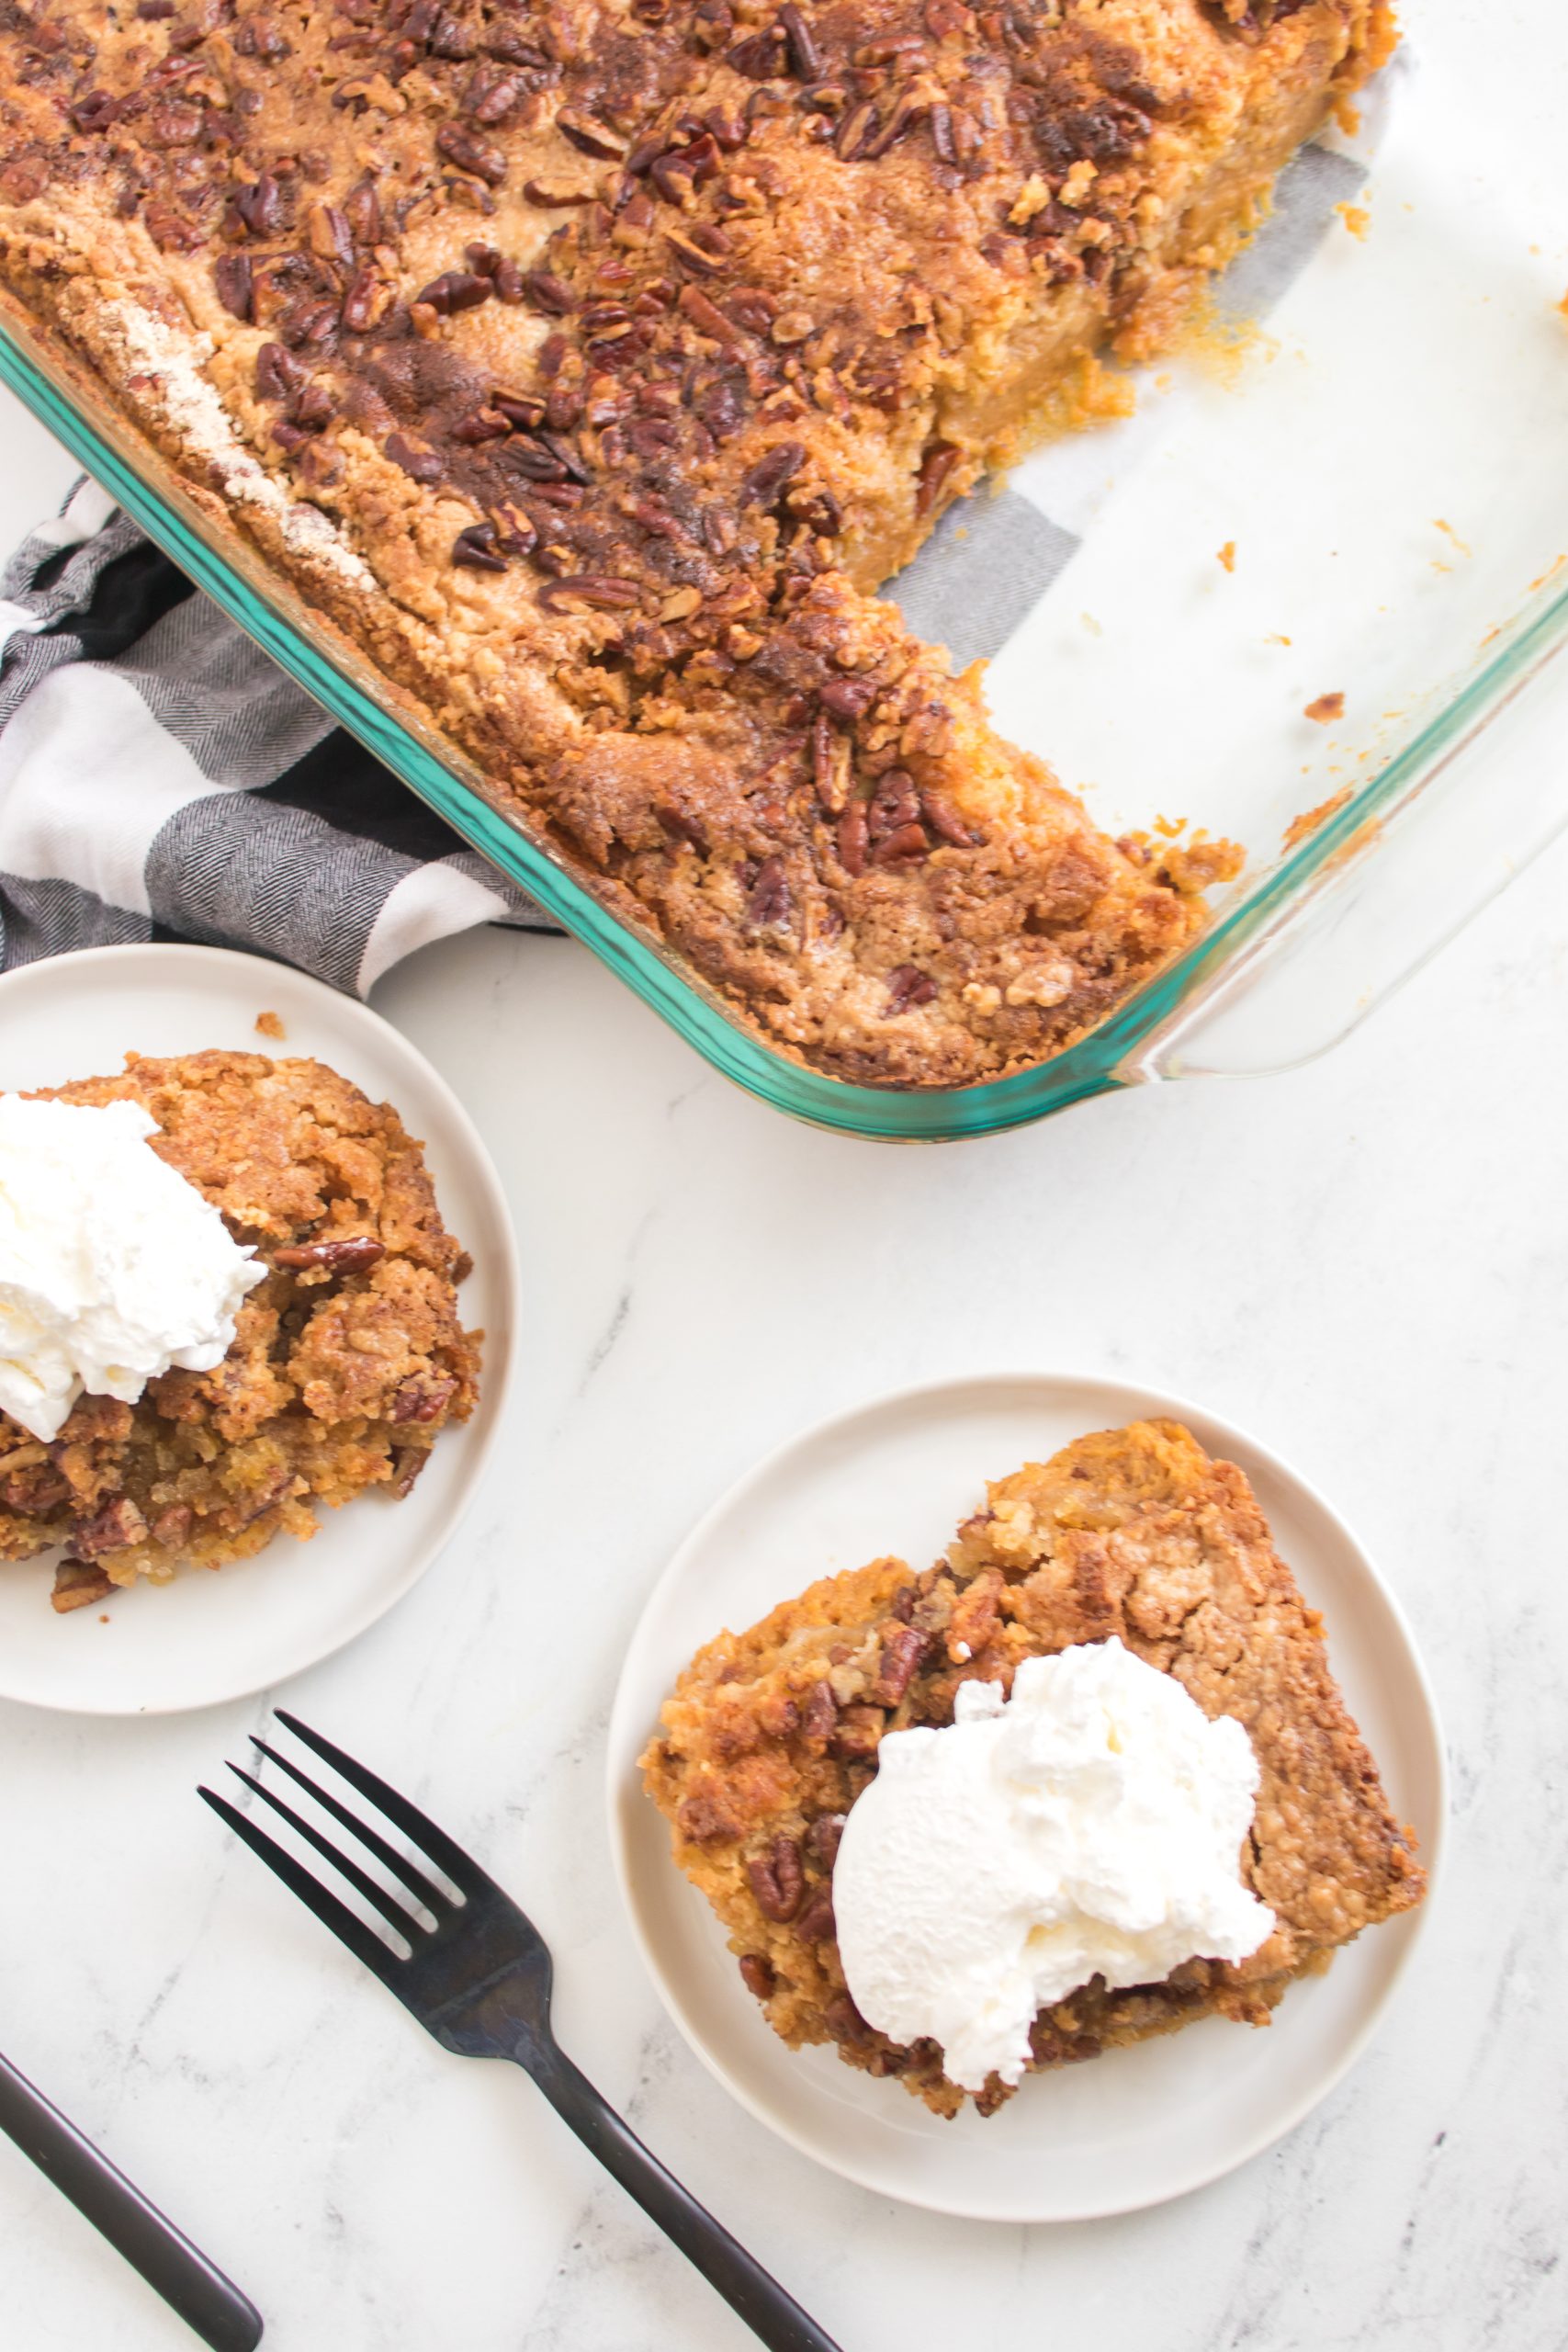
[607,1372,1445,2222]
[0,944,517,1716]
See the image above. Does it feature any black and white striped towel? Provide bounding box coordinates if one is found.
[0,119,1380,995]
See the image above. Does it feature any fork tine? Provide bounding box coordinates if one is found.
[225,1765,426,1944]
[249,1736,452,1918]
[198,1788,405,1992]
[275,1711,491,1898]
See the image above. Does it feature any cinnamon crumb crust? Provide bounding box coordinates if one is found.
[641,1419,1425,2117]
[0,1049,481,1609]
[0,0,1393,1086]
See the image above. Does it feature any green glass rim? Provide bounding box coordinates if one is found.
[3,313,1564,1143]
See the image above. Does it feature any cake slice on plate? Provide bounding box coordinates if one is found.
[642,1418,1426,2117]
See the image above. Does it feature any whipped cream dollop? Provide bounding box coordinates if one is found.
[832,1637,1275,2092]
[0,1094,265,1442]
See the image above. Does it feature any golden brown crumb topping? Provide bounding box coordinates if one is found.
[642,1418,1424,2116]
[0,0,1393,1082]
[0,1048,480,1606]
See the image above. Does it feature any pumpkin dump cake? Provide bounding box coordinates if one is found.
[641,1419,1426,2116]
[0,1051,480,1611]
[0,0,1393,1085]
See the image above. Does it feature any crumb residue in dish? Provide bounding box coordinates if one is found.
[254,1011,286,1041]
[1283,786,1353,852]
[1304,692,1347,724]
[1217,541,1237,573]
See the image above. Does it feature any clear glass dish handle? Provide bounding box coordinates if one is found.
[1122,621,1568,1084]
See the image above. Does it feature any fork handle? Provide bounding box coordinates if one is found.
[0,2052,264,2351]
[522,2043,843,2352]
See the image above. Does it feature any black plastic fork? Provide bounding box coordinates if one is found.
[199,1713,843,2352]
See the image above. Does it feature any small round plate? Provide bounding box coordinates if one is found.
[607,1371,1445,2222]
[0,944,517,1716]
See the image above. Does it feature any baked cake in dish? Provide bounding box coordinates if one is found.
[641,1419,1426,2116]
[0,1,1392,1086]
[0,1049,480,1610]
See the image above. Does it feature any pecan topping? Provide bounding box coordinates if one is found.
[920,789,978,848]
[837,799,869,877]
[886,963,938,1012]
[212,252,253,321]
[745,856,792,928]
[452,521,507,571]
[536,573,640,610]
[778,3,823,78]
[829,1705,884,1760]
[434,125,507,186]
[747,1833,804,1922]
[738,1953,776,1999]
[916,439,962,516]
[389,1372,460,1424]
[795,1885,836,1943]
[522,267,575,314]
[390,1445,429,1499]
[739,440,806,508]
[556,108,626,161]
[871,823,930,869]
[232,170,282,236]
[818,675,876,723]
[870,1623,929,1703]
[386,431,443,482]
[805,1812,845,1871]
[70,1496,148,1560]
[51,1560,115,1614]
[802,1679,839,1743]
[151,1502,193,1547]
[273,1235,385,1273]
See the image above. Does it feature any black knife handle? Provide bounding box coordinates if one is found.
[0,2051,263,2351]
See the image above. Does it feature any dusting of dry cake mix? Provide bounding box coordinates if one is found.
[642,1419,1425,2119]
[0,1051,480,1611]
[0,0,1394,1086]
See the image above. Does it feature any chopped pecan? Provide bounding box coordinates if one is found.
[212,252,254,321]
[778,2,823,76]
[916,439,962,516]
[805,1812,845,1871]
[386,431,443,482]
[452,521,507,571]
[746,1833,804,1922]
[273,1235,385,1273]
[151,1502,193,1547]
[70,1496,148,1560]
[837,799,869,877]
[522,267,575,314]
[745,856,792,928]
[390,1445,428,1499]
[738,1953,776,2000]
[872,824,930,869]
[677,1787,739,1843]
[537,573,640,610]
[886,963,938,1013]
[818,674,876,723]
[795,1885,836,1942]
[802,1680,839,1743]
[51,1559,115,1614]
[870,1623,929,1703]
[829,1705,884,1760]
[389,1372,460,1423]
[739,440,805,508]
[435,124,507,186]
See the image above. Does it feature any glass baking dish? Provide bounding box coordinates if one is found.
[2,32,1564,1143]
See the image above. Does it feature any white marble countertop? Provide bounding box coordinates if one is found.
[2,6,1567,2335]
